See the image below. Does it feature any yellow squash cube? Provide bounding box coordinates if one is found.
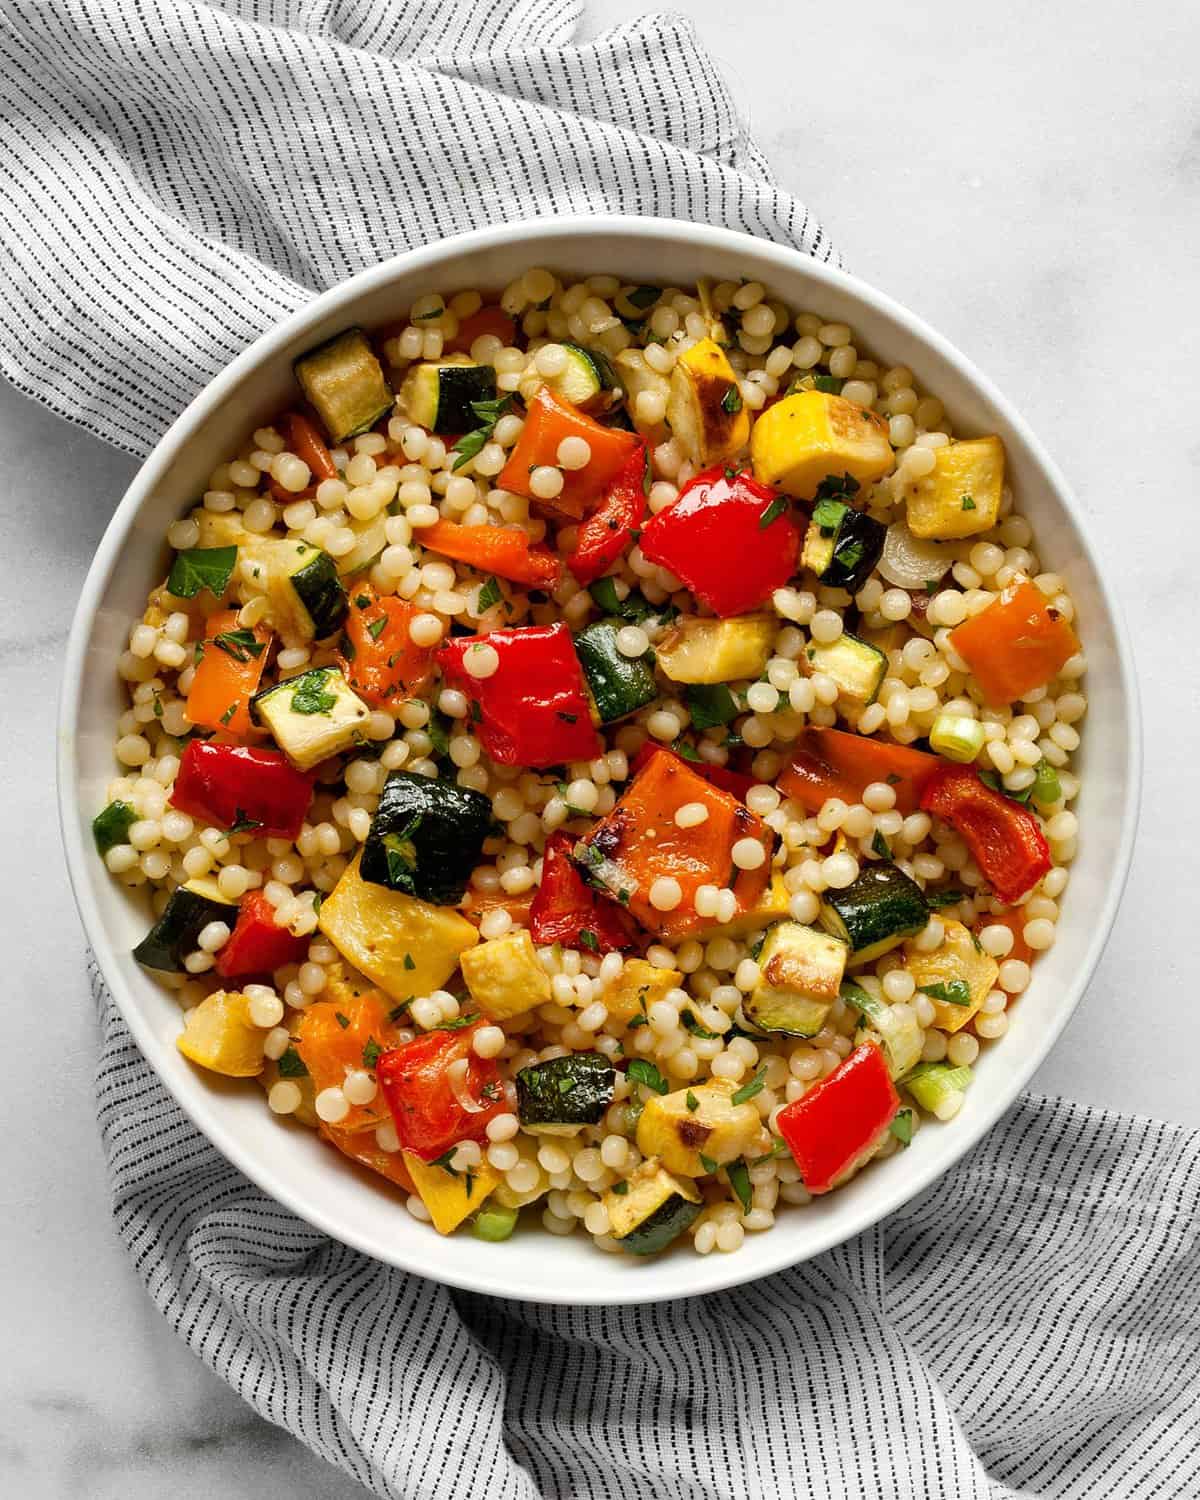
[603,957,682,1024]
[403,1151,499,1235]
[176,990,266,1077]
[906,436,1005,540]
[318,853,478,1002]
[694,872,791,939]
[655,615,774,684]
[904,918,999,1032]
[751,391,893,499]
[667,338,750,466]
[460,929,551,1022]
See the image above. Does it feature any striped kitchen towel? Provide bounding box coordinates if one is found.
[4,0,1198,1494]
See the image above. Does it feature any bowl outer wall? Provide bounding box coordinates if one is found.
[57,216,1141,1305]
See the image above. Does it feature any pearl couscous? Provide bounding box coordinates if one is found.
[95,270,1085,1257]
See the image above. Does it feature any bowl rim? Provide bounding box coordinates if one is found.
[58,213,1142,1303]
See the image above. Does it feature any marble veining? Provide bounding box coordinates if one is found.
[3,0,1198,1492]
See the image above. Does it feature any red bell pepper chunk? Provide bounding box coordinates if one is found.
[920,765,1052,904]
[638,466,800,617]
[566,444,647,586]
[529,832,637,953]
[778,728,942,817]
[497,386,641,519]
[170,740,314,839]
[420,518,561,590]
[629,742,756,804]
[776,1043,900,1194]
[377,1022,507,1162]
[438,622,602,768]
[214,890,309,979]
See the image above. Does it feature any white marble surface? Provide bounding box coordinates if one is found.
[2,0,1198,1492]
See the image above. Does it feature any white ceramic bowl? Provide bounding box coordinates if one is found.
[58,216,1140,1304]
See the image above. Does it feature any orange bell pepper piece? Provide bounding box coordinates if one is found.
[779,728,942,816]
[949,580,1079,707]
[283,410,339,481]
[336,585,435,712]
[419,518,560,589]
[320,1125,415,1193]
[185,608,271,738]
[497,386,640,519]
[295,990,402,1135]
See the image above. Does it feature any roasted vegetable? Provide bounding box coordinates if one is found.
[529,832,637,954]
[186,607,271,737]
[604,1159,702,1255]
[459,929,552,1022]
[666,338,750,466]
[841,981,923,1078]
[133,878,238,973]
[359,771,492,906]
[655,614,774,684]
[801,632,887,706]
[403,1151,501,1235]
[335,585,436,711]
[377,1022,507,1162]
[420,518,560,589]
[750,392,893,499]
[920,766,1052,904]
[294,327,393,443]
[176,989,267,1077]
[902,918,999,1033]
[399,358,497,434]
[574,619,657,724]
[800,490,886,593]
[947,579,1080,708]
[295,990,399,1135]
[819,864,929,964]
[318,853,478,1002]
[635,1081,764,1177]
[565,444,647,586]
[214,891,309,980]
[517,1053,616,1128]
[776,1042,900,1193]
[251,667,370,770]
[601,957,682,1025]
[170,740,314,840]
[906,436,1005,540]
[497,386,640,519]
[777,728,941,817]
[744,922,847,1036]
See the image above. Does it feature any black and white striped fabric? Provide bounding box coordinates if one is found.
[6,0,1197,1492]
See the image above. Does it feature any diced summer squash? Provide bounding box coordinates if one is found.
[906,436,1005,540]
[294,328,393,443]
[249,539,348,642]
[176,989,267,1078]
[655,615,774,684]
[574,750,774,939]
[614,348,671,435]
[318,853,478,1002]
[903,918,999,1032]
[402,1151,499,1235]
[800,500,886,594]
[605,1159,702,1255]
[635,1081,766,1177]
[251,667,370,770]
[694,872,790,939]
[459,929,551,1022]
[776,1043,900,1193]
[750,391,893,499]
[744,922,847,1036]
[802,632,887,706]
[294,991,398,1134]
[540,344,619,411]
[948,580,1081,708]
[602,957,683,1025]
[666,338,750,466]
[320,1127,415,1194]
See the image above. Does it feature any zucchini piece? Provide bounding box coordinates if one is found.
[546,344,620,411]
[744,921,846,1036]
[605,1159,702,1255]
[133,878,238,973]
[574,620,657,724]
[841,980,923,1078]
[635,1081,765,1177]
[251,667,371,770]
[359,771,492,905]
[655,614,774,684]
[516,1053,615,1128]
[803,631,887,706]
[318,853,478,1001]
[294,328,392,444]
[398,358,496,434]
[244,539,347,641]
[801,501,886,594]
[819,864,929,964]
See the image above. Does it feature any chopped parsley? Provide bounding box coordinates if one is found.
[437,1013,482,1031]
[759,496,789,529]
[698,1152,719,1175]
[979,769,1034,806]
[871,831,892,861]
[289,669,338,716]
[450,394,513,471]
[721,384,743,415]
[366,616,388,641]
[680,1009,719,1040]
[726,1159,752,1214]
[685,682,739,730]
[403,953,416,971]
[426,712,450,758]
[924,888,966,910]
[166,545,237,600]
[811,497,848,536]
[227,809,263,836]
[578,929,600,953]
[731,1064,767,1106]
[277,1047,308,1079]
[212,627,265,663]
[685,1090,699,1112]
[334,1011,351,1030]
[917,979,972,1007]
[627,1058,668,1095]
[556,711,578,724]
[477,575,503,613]
[611,1179,629,1195]
[362,1037,383,1070]
[92,800,136,855]
[961,494,976,511]
[381,814,423,886]
[890,1108,914,1146]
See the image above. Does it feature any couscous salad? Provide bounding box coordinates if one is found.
[95,271,1084,1257]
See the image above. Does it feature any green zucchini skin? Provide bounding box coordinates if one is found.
[516,1052,616,1127]
[574,620,657,723]
[293,328,393,443]
[619,1194,702,1255]
[819,864,929,964]
[821,508,886,593]
[359,771,492,905]
[291,548,348,638]
[133,881,238,972]
[405,363,497,434]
